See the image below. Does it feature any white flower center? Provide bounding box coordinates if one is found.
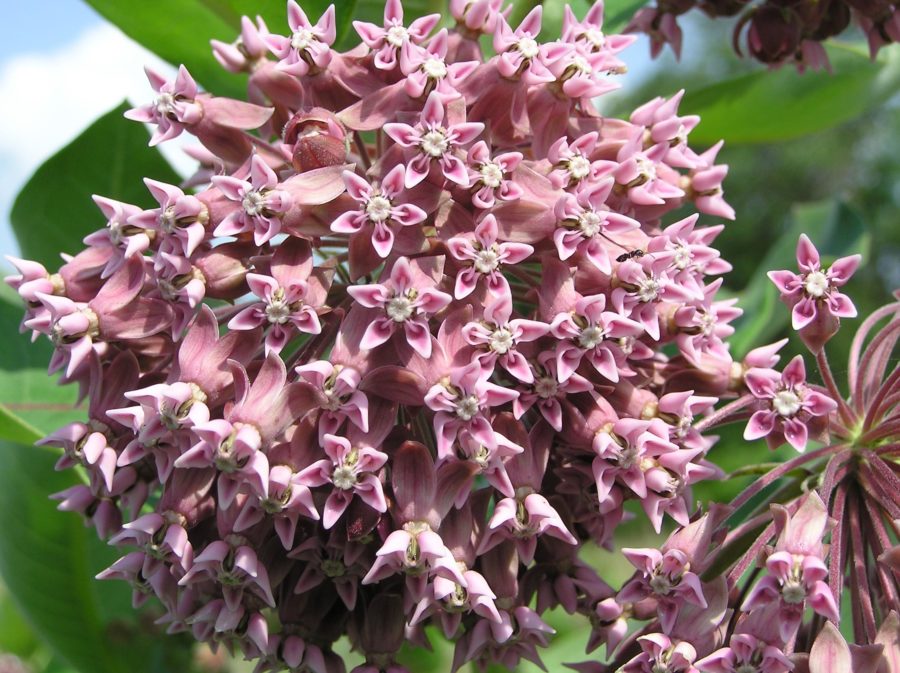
[332,465,357,490]
[159,207,178,233]
[637,276,661,302]
[365,195,393,222]
[578,325,605,349]
[782,580,807,604]
[489,326,514,354]
[241,190,266,217]
[386,295,414,322]
[804,270,829,298]
[420,129,449,157]
[456,395,480,421]
[578,210,603,237]
[585,27,606,49]
[567,155,591,180]
[473,247,500,274]
[479,162,504,188]
[699,311,716,336]
[773,389,802,417]
[422,57,448,79]
[155,92,176,117]
[636,156,657,181]
[534,376,558,398]
[291,28,316,51]
[386,25,409,48]
[673,244,692,270]
[571,55,592,74]
[265,297,292,324]
[649,574,673,595]
[516,37,539,59]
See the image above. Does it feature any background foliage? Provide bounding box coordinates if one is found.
[0,1,897,671]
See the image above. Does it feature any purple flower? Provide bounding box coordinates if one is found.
[124,66,202,145]
[212,154,294,245]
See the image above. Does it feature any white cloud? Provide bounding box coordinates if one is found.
[0,23,196,259]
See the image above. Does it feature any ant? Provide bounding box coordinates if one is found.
[616,249,645,263]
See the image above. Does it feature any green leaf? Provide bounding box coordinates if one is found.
[683,44,900,145]
[0,440,196,673]
[729,200,870,357]
[0,585,39,658]
[10,102,180,268]
[0,443,126,671]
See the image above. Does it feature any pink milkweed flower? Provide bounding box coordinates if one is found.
[619,548,708,633]
[128,179,208,258]
[493,7,562,84]
[695,633,793,673]
[295,360,369,437]
[330,165,427,258]
[297,430,389,529]
[687,141,735,220]
[622,633,699,673]
[399,29,479,102]
[233,464,319,549]
[84,196,150,279]
[384,91,484,188]
[630,90,701,169]
[450,0,506,35]
[549,292,644,382]
[211,16,270,73]
[212,154,294,245]
[425,361,519,459]
[743,355,837,452]
[742,493,840,642]
[362,443,467,591]
[179,539,276,612]
[613,131,685,206]
[548,132,608,190]
[124,66,203,145]
[266,1,336,76]
[561,2,636,62]
[462,295,548,383]
[545,42,621,100]
[227,238,323,353]
[613,254,697,341]
[767,234,860,352]
[466,141,523,209]
[353,0,441,70]
[347,256,452,358]
[446,213,533,300]
[553,179,640,274]
[513,353,594,431]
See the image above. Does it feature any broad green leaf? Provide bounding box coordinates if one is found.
[10,102,180,268]
[683,44,900,145]
[729,200,870,357]
[0,441,190,673]
[0,585,39,658]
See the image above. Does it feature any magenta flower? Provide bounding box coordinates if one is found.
[398,29,478,101]
[744,355,837,452]
[347,256,452,357]
[298,430,389,529]
[227,238,323,353]
[124,66,202,145]
[353,0,440,70]
[768,234,860,352]
[212,154,294,245]
[553,179,640,274]
[446,213,533,300]
[128,178,208,258]
[330,165,427,258]
[266,1,336,76]
[466,141,523,209]
[384,91,484,187]
[462,295,548,383]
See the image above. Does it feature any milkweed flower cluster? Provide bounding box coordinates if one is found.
[5,0,895,671]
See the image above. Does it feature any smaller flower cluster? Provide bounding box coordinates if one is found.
[627,0,900,70]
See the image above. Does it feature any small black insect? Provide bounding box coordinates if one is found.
[616,249,645,263]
